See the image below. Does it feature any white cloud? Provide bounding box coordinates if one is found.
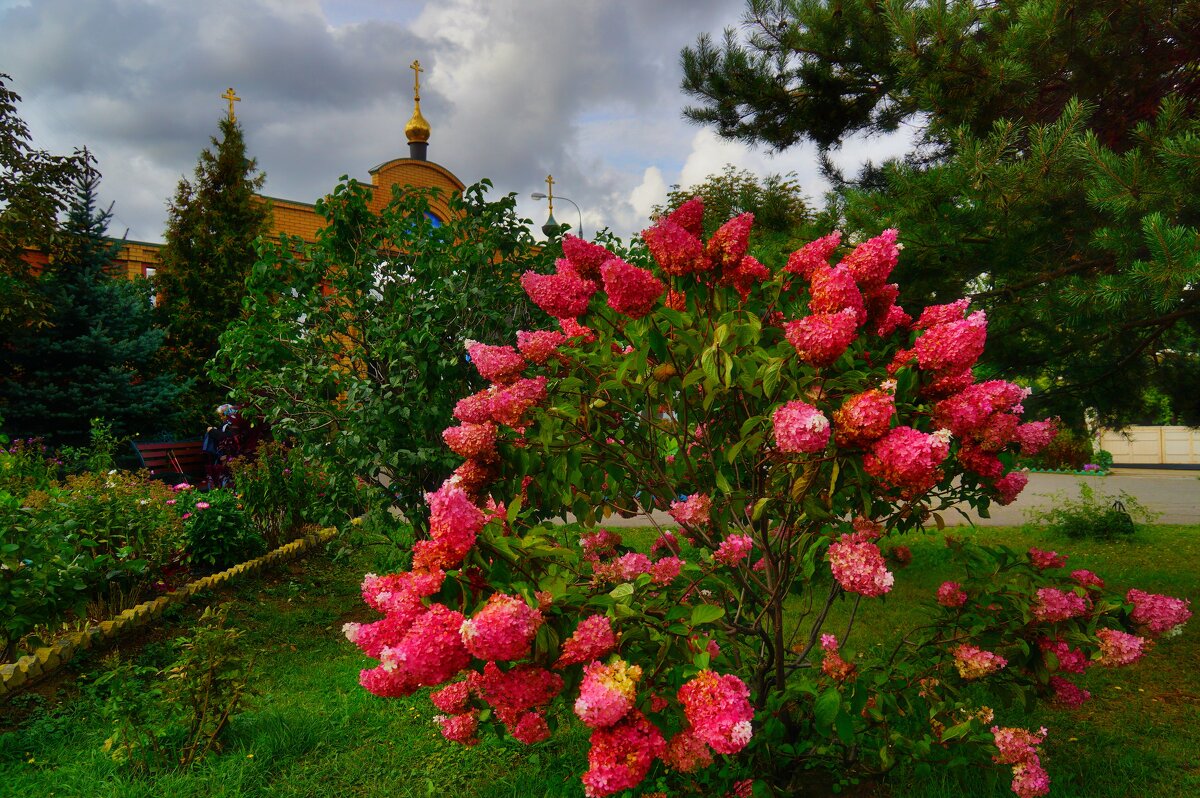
[629,166,667,222]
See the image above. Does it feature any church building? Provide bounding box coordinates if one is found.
[69,61,466,281]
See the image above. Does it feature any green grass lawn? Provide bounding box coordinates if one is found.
[1,524,1197,798]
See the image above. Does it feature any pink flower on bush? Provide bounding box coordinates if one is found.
[833,389,895,447]
[379,604,471,688]
[913,310,987,373]
[165,498,176,505]
[991,726,1050,798]
[359,664,419,698]
[808,264,866,324]
[773,400,831,453]
[561,234,613,280]
[555,615,618,669]
[581,710,665,798]
[937,581,968,608]
[1016,420,1057,455]
[516,329,567,364]
[663,729,714,773]
[558,316,597,343]
[430,680,472,714]
[1071,569,1105,589]
[344,610,423,659]
[453,389,494,423]
[706,212,754,269]
[575,658,642,728]
[863,426,951,495]
[1126,589,1191,637]
[785,231,841,278]
[670,493,712,527]
[649,555,684,585]
[1028,547,1067,570]
[721,254,770,300]
[643,218,706,276]
[952,644,1008,679]
[488,376,548,427]
[677,670,754,755]
[435,711,479,746]
[820,634,855,682]
[714,534,754,566]
[460,593,544,661]
[1038,637,1090,674]
[416,482,485,570]
[600,257,665,319]
[992,471,1029,505]
[1049,676,1090,708]
[465,341,526,384]
[914,298,970,330]
[783,308,859,367]
[511,710,551,744]
[521,261,597,318]
[580,528,622,561]
[1031,588,1089,623]
[1096,628,1146,667]
[442,422,498,459]
[479,662,563,725]
[195,501,210,510]
[935,380,1029,437]
[829,532,894,597]
[839,228,899,289]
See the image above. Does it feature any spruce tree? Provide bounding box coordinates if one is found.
[0,171,183,445]
[155,117,267,425]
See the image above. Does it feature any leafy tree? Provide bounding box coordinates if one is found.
[682,1,1200,426]
[0,171,183,445]
[652,165,813,264]
[0,73,90,327]
[155,117,268,425]
[213,178,547,527]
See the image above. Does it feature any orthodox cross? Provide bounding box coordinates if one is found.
[544,174,555,215]
[410,60,424,101]
[221,87,241,122]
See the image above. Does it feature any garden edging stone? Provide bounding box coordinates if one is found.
[0,526,337,699]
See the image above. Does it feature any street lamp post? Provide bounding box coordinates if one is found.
[532,174,584,239]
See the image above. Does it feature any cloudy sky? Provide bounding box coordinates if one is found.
[1,0,913,244]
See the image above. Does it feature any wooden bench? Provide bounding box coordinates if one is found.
[130,439,207,484]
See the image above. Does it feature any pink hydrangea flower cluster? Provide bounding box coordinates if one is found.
[1126,589,1192,637]
[520,259,597,318]
[516,329,567,364]
[783,308,859,366]
[1031,587,1090,623]
[839,228,899,288]
[785,231,842,278]
[575,658,642,728]
[581,711,666,798]
[1048,676,1091,708]
[555,615,618,669]
[453,377,549,429]
[601,257,665,318]
[952,644,1008,679]
[434,711,478,746]
[863,426,951,495]
[993,471,1029,505]
[1015,419,1057,455]
[1028,547,1067,570]
[1096,627,1147,667]
[465,341,526,384]
[459,593,543,661]
[413,482,485,571]
[442,421,498,459]
[580,528,622,561]
[375,603,471,691]
[937,581,968,608]
[478,662,564,727]
[991,726,1051,798]
[714,534,754,566]
[649,555,684,585]
[820,634,856,682]
[706,213,753,269]
[669,493,712,528]
[1071,569,1105,589]
[1038,637,1090,674]
[913,309,987,373]
[773,400,831,453]
[833,389,895,448]
[561,234,612,280]
[677,670,754,755]
[828,532,894,597]
[808,264,865,323]
[663,729,714,773]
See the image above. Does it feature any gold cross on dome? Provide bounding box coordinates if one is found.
[545,174,555,215]
[410,60,424,101]
[221,87,241,122]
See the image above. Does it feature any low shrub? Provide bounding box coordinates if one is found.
[229,440,322,548]
[181,488,264,571]
[0,436,61,494]
[1025,481,1159,540]
[1032,426,1094,470]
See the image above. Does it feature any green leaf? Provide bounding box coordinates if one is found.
[814,689,840,730]
[691,604,725,625]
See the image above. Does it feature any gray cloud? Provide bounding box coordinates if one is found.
[1,0,890,245]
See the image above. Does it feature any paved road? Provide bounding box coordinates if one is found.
[585,469,1200,529]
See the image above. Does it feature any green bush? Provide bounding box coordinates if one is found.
[0,436,61,494]
[182,488,264,571]
[229,440,321,549]
[1033,427,1094,470]
[1025,481,1159,540]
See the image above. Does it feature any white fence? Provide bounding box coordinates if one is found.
[1098,426,1200,465]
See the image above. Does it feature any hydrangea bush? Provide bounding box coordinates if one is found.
[345,203,1190,796]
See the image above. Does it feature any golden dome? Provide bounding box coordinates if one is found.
[405,101,431,143]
